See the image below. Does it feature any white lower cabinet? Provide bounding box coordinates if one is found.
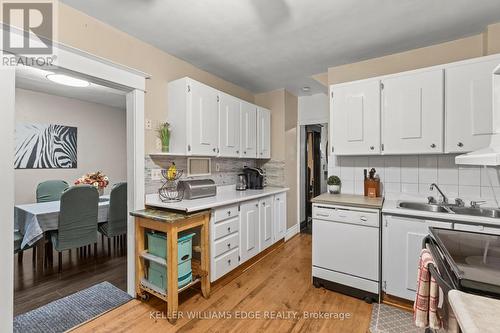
[273,192,287,242]
[382,215,452,301]
[259,197,273,251]
[240,200,260,263]
[210,193,287,282]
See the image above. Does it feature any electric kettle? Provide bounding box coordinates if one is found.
[236,174,247,191]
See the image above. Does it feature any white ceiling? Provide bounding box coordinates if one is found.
[16,66,127,109]
[61,0,500,96]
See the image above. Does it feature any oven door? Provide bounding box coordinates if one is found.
[425,236,460,332]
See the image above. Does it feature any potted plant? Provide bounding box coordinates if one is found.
[157,122,171,153]
[75,171,109,196]
[327,175,341,194]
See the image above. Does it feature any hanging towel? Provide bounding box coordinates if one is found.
[414,248,441,330]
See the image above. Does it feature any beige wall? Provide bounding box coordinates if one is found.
[284,91,298,229]
[15,89,127,204]
[57,4,254,154]
[328,23,500,84]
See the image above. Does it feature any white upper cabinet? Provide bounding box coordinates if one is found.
[382,69,444,154]
[331,79,381,155]
[445,57,500,153]
[240,101,258,158]
[257,107,271,159]
[167,77,268,158]
[218,93,241,157]
[167,78,219,156]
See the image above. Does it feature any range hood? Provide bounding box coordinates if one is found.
[456,64,500,165]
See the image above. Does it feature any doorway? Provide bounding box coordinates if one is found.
[300,123,328,233]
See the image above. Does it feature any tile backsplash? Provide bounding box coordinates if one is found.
[145,155,257,195]
[328,154,500,200]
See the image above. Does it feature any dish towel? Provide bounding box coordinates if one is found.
[414,248,441,330]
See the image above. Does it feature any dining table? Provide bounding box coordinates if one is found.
[14,195,111,271]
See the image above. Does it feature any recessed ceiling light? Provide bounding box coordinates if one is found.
[302,86,311,92]
[46,74,90,87]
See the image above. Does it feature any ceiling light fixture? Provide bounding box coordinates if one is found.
[302,86,311,92]
[46,74,90,87]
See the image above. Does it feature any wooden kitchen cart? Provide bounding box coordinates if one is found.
[130,208,211,324]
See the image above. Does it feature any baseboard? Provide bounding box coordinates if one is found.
[285,223,300,241]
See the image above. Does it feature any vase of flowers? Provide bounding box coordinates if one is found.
[327,175,341,194]
[75,171,109,195]
[157,122,171,153]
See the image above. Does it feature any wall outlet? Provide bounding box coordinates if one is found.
[156,138,162,150]
[151,169,162,181]
[145,118,153,130]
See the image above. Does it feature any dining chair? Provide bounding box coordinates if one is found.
[51,185,99,273]
[36,180,69,203]
[99,182,127,255]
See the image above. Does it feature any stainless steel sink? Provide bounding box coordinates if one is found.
[398,201,500,219]
[397,202,449,213]
[451,207,500,219]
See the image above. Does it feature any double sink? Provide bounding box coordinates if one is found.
[398,201,500,219]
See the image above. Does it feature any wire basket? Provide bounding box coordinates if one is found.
[158,169,184,202]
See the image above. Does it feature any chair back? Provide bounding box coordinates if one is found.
[107,182,128,236]
[36,180,69,203]
[58,185,98,250]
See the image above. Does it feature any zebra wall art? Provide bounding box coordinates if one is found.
[15,123,77,169]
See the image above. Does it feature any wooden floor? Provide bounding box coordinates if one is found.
[73,233,372,333]
[14,239,127,316]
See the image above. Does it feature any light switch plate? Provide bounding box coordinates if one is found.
[151,169,162,181]
[145,119,152,130]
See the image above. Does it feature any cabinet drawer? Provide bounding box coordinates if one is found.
[214,248,239,280]
[214,205,239,223]
[214,217,239,240]
[214,233,239,257]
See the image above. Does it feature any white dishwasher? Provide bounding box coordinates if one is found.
[312,203,380,303]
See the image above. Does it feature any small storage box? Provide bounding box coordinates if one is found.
[148,261,192,291]
[147,232,195,263]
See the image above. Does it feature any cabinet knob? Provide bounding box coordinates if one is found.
[213,148,217,152]
[228,259,231,265]
[255,204,258,207]
[236,150,239,154]
[227,211,231,216]
[227,243,231,248]
[457,142,464,148]
[430,143,436,148]
[262,202,265,206]
[227,227,231,232]
[370,146,374,150]
[244,151,247,154]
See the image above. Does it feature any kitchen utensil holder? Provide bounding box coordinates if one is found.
[158,169,184,202]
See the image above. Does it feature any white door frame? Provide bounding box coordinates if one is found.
[0,30,149,332]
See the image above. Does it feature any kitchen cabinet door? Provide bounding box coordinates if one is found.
[218,93,241,157]
[382,69,444,154]
[259,196,274,251]
[331,79,381,155]
[257,108,271,159]
[189,80,219,156]
[445,58,500,153]
[240,102,257,158]
[240,200,259,263]
[273,192,287,242]
[382,215,452,301]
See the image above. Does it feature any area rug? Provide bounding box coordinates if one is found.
[369,303,428,333]
[14,281,132,333]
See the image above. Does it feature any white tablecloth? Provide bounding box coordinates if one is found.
[15,196,110,249]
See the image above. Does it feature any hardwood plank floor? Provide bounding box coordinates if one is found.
[72,234,372,333]
[14,238,127,316]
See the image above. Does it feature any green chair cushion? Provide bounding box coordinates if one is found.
[36,180,69,203]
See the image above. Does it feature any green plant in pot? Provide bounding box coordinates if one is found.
[157,122,171,153]
[327,175,341,194]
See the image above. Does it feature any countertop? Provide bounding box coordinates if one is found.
[311,193,384,209]
[145,186,289,213]
[448,290,500,333]
[383,198,500,227]
[130,208,209,223]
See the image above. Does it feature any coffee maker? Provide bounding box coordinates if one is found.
[243,167,265,190]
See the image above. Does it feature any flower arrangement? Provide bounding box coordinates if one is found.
[75,171,109,192]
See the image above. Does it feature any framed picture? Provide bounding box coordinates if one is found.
[15,123,77,169]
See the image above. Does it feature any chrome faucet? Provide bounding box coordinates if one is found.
[430,183,448,204]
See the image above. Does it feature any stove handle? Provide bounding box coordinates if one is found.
[428,263,453,294]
